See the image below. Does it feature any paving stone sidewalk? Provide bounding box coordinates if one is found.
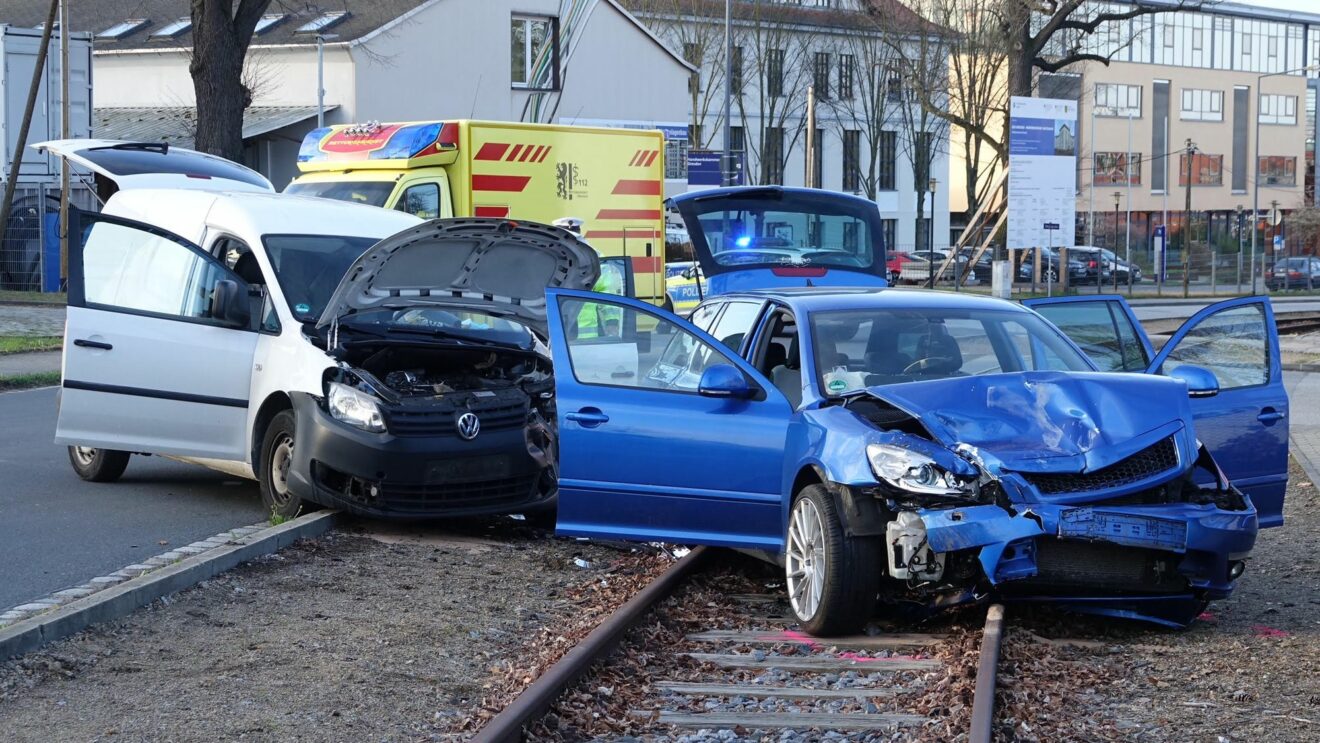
[0,305,64,337]
[1284,370,1320,484]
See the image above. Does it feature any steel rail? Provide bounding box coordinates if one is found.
[969,603,1006,743]
[470,545,709,743]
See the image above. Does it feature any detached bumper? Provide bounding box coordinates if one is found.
[916,498,1258,626]
[288,392,552,518]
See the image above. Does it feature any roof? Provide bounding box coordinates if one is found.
[670,185,880,209]
[0,0,434,51]
[719,286,1029,314]
[95,105,332,145]
[619,0,932,35]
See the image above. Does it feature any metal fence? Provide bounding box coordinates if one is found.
[0,183,96,292]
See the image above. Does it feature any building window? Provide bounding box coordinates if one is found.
[1178,152,1224,186]
[1095,83,1142,117]
[729,126,745,154]
[763,127,785,185]
[842,129,861,192]
[731,46,744,94]
[1093,152,1142,186]
[879,219,897,252]
[766,48,785,97]
[886,76,902,102]
[838,55,855,99]
[811,128,824,187]
[1180,88,1223,121]
[683,42,701,95]
[914,131,932,189]
[1259,93,1297,125]
[1258,155,1297,185]
[511,16,558,90]
[665,138,690,180]
[813,52,831,99]
[877,130,897,191]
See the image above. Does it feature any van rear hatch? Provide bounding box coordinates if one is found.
[34,140,273,192]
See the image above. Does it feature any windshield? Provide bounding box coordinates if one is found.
[262,234,380,321]
[809,308,1092,395]
[342,307,536,348]
[676,191,883,273]
[285,180,394,208]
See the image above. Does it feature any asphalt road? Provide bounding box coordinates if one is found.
[0,387,267,610]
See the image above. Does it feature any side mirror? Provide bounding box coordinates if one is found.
[1168,364,1219,398]
[682,267,697,280]
[211,279,251,328]
[698,364,755,399]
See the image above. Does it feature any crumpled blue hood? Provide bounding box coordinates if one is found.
[866,371,1194,474]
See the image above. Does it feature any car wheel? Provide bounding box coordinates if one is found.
[1045,268,1058,283]
[888,270,901,284]
[259,410,307,520]
[67,446,130,483]
[785,484,881,636]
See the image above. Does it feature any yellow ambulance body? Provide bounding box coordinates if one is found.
[286,120,667,303]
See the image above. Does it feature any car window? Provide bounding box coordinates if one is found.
[1030,300,1149,372]
[688,302,722,333]
[261,234,380,321]
[707,300,763,352]
[396,183,440,219]
[284,180,394,207]
[1162,304,1268,389]
[559,297,735,393]
[81,220,235,321]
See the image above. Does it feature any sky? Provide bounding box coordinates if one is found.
[1230,0,1318,14]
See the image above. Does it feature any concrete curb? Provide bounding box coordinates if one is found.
[0,510,338,661]
[1291,447,1320,492]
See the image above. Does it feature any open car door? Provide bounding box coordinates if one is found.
[56,209,259,461]
[1025,295,1289,526]
[35,140,274,193]
[547,287,793,549]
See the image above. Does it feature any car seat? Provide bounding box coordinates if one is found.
[761,342,787,378]
[772,336,803,408]
[232,252,265,286]
[911,326,964,375]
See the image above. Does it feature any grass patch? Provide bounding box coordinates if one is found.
[0,370,61,391]
[0,290,66,305]
[0,335,62,354]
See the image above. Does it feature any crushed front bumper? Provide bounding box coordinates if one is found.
[287,392,553,518]
[914,498,1258,627]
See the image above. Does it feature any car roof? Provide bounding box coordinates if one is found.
[668,185,879,211]
[711,286,1032,314]
[102,189,422,246]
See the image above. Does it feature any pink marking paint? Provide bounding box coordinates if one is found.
[1251,625,1290,638]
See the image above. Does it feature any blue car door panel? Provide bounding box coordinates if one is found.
[1028,295,1289,526]
[548,288,792,549]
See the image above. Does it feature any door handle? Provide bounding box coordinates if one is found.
[566,408,609,427]
[73,339,113,351]
[1257,409,1285,424]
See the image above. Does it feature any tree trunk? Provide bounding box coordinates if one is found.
[190,0,270,161]
[1005,1,1035,100]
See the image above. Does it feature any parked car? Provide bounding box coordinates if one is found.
[885,251,923,284]
[1265,256,1320,290]
[1061,246,1113,285]
[1017,247,1086,284]
[546,285,1286,635]
[1099,247,1143,283]
[40,139,600,521]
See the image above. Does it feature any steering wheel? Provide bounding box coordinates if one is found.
[903,357,955,375]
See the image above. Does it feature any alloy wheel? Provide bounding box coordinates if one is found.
[269,433,294,506]
[786,497,827,620]
[72,447,97,467]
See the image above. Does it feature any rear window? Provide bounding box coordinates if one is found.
[79,145,270,188]
[285,180,395,208]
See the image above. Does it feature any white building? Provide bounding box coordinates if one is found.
[622,0,953,253]
[3,0,693,189]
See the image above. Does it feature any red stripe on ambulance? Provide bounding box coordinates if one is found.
[473,175,531,192]
[612,179,662,195]
[474,206,511,217]
[596,208,662,220]
[474,143,509,161]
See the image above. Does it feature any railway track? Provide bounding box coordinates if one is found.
[1273,312,1320,335]
[470,548,1007,742]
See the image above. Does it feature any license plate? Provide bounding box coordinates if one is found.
[425,456,512,483]
[1058,508,1187,551]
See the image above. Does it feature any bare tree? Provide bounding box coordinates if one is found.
[821,33,902,200]
[633,0,729,149]
[190,0,274,160]
[733,6,812,186]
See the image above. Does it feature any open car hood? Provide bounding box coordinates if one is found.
[34,140,274,192]
[317,218,600,336]
[863,371,1195,474]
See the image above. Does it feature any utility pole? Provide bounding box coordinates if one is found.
[804,86,816,188]
[59,0,69,287]
[1183,138,1196,261]
[721,0,733,187]
[0,0,60,248]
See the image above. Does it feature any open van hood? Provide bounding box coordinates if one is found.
[317,218,600,336]
[34,140,273,192]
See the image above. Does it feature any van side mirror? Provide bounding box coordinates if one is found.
[211,279,251,328]
[1168,364,1219,398]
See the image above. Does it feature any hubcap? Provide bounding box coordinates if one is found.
[72,447,97,466]
[786,498,827,621]
[269,433,294,505]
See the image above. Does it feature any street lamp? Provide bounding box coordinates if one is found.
[316,33,340,129]
[1235,204,1245,292]
[1251,63,1320,294]
[928,177,938,289]
[1112,191,1122,291]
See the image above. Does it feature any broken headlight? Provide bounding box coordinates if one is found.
[327,381,386,433]
[867,443,976,497]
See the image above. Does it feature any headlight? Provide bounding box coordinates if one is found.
[327,382,386,433]
[867,443,973,497]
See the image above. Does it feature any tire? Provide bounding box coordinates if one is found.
[785,484,882,636]
[258,410,307,520]
[888,270,901,284]
[662,295,675,313]
[67,447,130,483]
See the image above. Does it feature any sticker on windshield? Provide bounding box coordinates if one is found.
[824,368,868,395]
[295,303,311,315]
[827,378,848,393]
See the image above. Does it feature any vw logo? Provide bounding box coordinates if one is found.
[455,412,481,441]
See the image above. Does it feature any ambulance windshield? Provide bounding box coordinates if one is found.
[285,180,394,208]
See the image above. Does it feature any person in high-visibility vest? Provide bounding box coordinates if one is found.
[554,217,624,338]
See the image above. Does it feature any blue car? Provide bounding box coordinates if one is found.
[546,286,1287,636]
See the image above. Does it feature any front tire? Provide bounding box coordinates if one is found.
[258,410,307,520]
[785,484,881,636]
[67,447,130,482]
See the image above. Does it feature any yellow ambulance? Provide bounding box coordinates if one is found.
[286,120,667,304]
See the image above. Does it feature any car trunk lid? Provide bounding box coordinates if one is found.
[34,139,274,192]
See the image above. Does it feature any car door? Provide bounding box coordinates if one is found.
[56,209,259,461]
[547,288,793,549]
[35,140,274,192]
[1026,295,1289,526]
